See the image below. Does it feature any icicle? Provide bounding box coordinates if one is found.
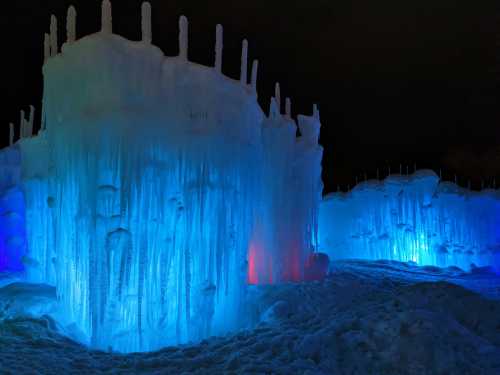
[141,2,152,44]
[215,24,223,72]
[250,60,258,92]
[178,15,188,60]
[274,83,281,114]
[285,97,291,118]
[20,110,26,139]
[313,104,320,120]
[101,0,112,34]
[9,123,14,146]
[27,106,35,137]
[50,15,58,57]
[240,39,248,84]
[43,33,50,62]
[269,97,279,118]
[67,6,77,43]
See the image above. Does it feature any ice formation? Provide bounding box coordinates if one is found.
[0,2,323,352]
[319,171,500,271]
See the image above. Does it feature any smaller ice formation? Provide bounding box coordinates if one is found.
[319,170,500,271]
[0,1,323,352]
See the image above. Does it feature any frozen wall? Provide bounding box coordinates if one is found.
[2,3,323,353]
[319,170,500,271]
[0,146,26,272]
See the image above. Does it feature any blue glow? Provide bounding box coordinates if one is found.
[319,172,500,272]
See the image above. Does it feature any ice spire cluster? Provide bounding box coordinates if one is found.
[0,2,324,353]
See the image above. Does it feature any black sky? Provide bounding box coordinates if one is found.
[1,0,498,192]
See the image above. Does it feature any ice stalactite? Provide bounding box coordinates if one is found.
[101,0,112,34]
[240,39,248,85]
[50,15,58,57]
[179,15,188,60]
[66,6,77,43]
[141,2,152,44]
[215,24,223,73]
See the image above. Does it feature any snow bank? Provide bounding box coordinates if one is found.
[1,260,499,374]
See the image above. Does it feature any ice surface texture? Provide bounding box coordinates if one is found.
[319,170,500,271]
[0,2,323,352]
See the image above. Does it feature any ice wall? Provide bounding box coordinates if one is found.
[4,3,323,353]
[0,146,25,272]
[248,100,323,284]
[319,170,500,271]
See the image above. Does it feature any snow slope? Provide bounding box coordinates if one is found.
[1,260,499,374]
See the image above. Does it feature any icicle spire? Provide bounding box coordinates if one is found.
[269,97,279,118]
[215,24,223,72]
[285,97,291,118]
[50,15,58,57]
[313,104,320,120]
[67,6,77,43]
[240,39,248,85]
[274,83,281,114]
[101,0,112,34]
[141,2,152,44]
[179,15,188,60]
[251,60,258,92]
[44,33,50,62]
[9,123,14,146]
[27,106,35,138]
[20,110,26,139]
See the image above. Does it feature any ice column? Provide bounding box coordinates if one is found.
[179,15,188,60]
[101,0,112,34]
[215,24,223,72]
[240,39,248,84]
[141,2,152,44]
[50,15,58,56]
[66,6,77,43]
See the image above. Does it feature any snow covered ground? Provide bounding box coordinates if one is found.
[1,259,500,374]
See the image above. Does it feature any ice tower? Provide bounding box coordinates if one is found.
[0,2,323,352]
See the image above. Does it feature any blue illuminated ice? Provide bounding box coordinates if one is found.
[0,1,323,352]
[318,170,500,271]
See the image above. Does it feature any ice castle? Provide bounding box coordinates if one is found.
[0,1,323,352]
[1,0,499,353]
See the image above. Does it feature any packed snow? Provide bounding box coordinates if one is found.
[1,260,499,374]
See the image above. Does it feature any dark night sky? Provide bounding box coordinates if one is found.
[1,0,498,193]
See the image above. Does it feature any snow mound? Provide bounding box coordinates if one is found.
[1,260,499,374]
